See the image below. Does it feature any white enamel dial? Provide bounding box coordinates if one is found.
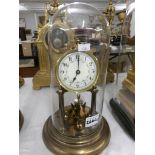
[57,52,98,91]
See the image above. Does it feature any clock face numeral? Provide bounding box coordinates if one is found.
[60,70,64,74]
[57,52,98,91]
[76,54,79,60]
[63,63,68,67]
[69,56,72,62]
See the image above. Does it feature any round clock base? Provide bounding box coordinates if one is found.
[42,116,110,155]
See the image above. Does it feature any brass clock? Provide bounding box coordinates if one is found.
[56,51,99,92]
[42,2,111,155]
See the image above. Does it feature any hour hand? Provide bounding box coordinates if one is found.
[70,76,76,84]
[72,77,76,83]
[71,70,80,84]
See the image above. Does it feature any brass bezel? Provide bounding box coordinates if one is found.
[55,49,99,93]
[50,20,75,53]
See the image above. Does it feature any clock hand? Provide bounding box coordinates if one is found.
[72,77,76,83]
[71,70,81,84]
[71,74,77,84]
[77,55,80,70]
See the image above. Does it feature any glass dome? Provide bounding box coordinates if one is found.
[48,2,110,137]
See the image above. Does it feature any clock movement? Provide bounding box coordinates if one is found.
[42,2,111,154]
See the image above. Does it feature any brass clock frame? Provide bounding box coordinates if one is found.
[55,50,100,93]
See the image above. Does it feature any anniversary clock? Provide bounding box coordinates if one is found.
[42,2,111,155]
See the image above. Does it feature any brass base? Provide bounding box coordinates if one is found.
[33,71,50,90]
[42,116,110,155]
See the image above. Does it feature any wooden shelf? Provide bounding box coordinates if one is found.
[19,67,39,77]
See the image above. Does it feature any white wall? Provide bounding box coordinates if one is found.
[19,12,44,34]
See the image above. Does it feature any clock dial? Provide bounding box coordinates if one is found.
[57,52,98,91]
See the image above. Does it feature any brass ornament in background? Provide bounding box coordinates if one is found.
[116,9,126,25]
[33,0,61,89]
[111,9,126,36]
[103,1,128,84]
[47,0,60,16]
[39,0,60,27]
[103,0,115,84]
[33,24,51,89]
[103,0,115,26]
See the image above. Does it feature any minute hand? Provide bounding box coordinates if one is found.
[77,55,80,70]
